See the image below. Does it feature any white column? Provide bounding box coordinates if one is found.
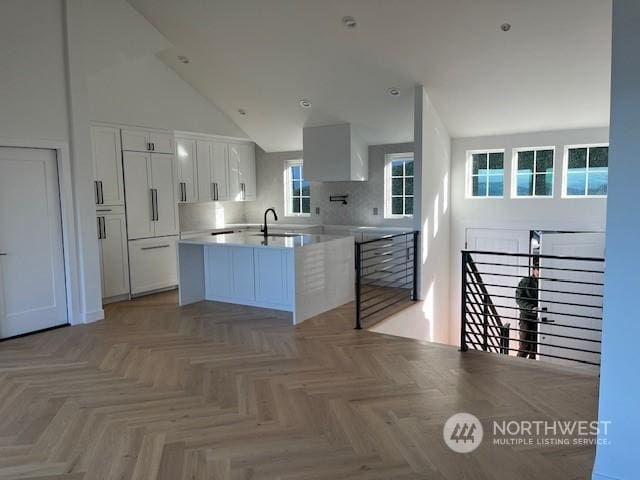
[593,1,640,478]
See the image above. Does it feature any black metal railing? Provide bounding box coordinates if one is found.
[355,231,419,329]
[461,250,604,367]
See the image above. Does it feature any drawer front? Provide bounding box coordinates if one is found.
[129,236,178,295]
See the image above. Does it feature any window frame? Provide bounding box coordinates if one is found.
[465,149,506,199]
[384,152,415,219]
[283,159,311,217]
[562,143,609,199]
[511,146,556,199]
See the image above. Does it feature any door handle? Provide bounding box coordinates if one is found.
[141,244,170,250]
[540,307,554,323]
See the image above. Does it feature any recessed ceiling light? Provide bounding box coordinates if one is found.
[299,99,312,108]
[342,16,357,28]
[387,87,401,97]
[177,55,190,64]
[237,108,247,115]
[500,23,511,32]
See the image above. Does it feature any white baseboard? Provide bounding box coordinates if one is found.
[83,309,104,324]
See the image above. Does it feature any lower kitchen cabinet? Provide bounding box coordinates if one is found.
[97,208,130,302]
[128,236,178,295]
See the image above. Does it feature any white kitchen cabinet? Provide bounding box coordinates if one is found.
[231,247,255,301]
[123,152,179,240]
[196,140,229,202]
[91,126,124,206]
[254,248,292,306]
[204,246,233,299]
[122,128,174,154]
[228,143,256,201]
[128,236,178,295]
[176,138,198,203]
[96,207,129,301]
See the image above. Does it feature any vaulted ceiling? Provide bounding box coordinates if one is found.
[126,0,611,152]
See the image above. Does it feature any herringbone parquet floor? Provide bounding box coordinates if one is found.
[0,291,598,479]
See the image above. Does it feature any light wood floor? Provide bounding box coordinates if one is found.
[0,291,598,479]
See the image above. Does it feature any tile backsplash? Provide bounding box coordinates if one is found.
[179,142,415,232]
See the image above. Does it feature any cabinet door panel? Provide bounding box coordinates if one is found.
[123,152,154,240]
[100,214,129,298]
[176,138,197,202]
[196,140,214,202]
[255,248,290,306]
[238,143,256,201]
[151,154,179,237]
[91,126,124,206]
[128,237,178,295]
[231,247,255,301]
[227,144,242,201]
[121,129,150,152]
[149,133,174,154]
[204,246,233,298]
[211,142,229,201]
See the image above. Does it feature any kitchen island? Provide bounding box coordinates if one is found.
[177,232,355,324]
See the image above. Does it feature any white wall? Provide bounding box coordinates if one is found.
[0,0,70,141]
[87,55,248,138]
[593,0,639,478]
[449,127,609,343]
[373,87,451,344]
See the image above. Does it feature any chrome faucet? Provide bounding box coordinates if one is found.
[262,208,278,237]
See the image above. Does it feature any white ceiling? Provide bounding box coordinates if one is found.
[126,0,612,152]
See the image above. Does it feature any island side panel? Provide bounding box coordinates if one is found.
[178,243,205,306]
[293,236,355,324]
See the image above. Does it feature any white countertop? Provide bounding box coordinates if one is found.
[178,231,352,249]
[180,223,322,237]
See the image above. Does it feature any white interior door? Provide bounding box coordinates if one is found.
[465,228,530,353]
[538,232,605,366]
[0,147,67,338]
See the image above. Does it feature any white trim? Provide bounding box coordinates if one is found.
[0,136,85,326]
[465,149,505,199]
[511,146,556,198]
[284,159,311,217]
[561,143,609,199]
[83,309,105,323]
[384,152,415,219]
[173,129,252,144]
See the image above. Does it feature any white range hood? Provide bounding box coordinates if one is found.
[302,124,368,182]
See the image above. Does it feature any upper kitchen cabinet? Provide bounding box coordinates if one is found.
[196,140,229,202]
[175,138,198,203]
[228,143,256,201]
[303,124,368,181]
[121,128,174,154]
[91,126,124,206]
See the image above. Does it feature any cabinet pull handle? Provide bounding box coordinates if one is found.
[241,182,245,200]
[141,244,170,250]
[153,189,159,221]
[151,142,155,151]
[97,217,102,239]
[94,180,100,204]
[181,182,187,202]
[98,181,104,204]
[102,217,107,239]
[96,208,112,213]
[214,182,219,201]
[150,189,156,221]
[0,253,6,256]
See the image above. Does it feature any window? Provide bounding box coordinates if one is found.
[284,159,310,216]
[513,148,554,197]
[384,153,414,218]
[564,145,609,197]
[468,150,504,197]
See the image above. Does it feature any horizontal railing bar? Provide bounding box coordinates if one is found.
[467,270,604,287]
[362,280,413,294]
[465,321,601,343]
[470,261,605,275]
[362,292,413,319]
[358,231,418,245]
[466,312,602,332]
[362,289,413,312]
[464,249,605,263]
[361,242,414,254]
[464,300,602,321]
[362,267,411,283]
[477,333,601,355]
[361,254,414,270]
[360,283,411,301]
[465,281,604,298]
[361,248,414,262]
[467,292,603,310]
[464,340,600,366]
